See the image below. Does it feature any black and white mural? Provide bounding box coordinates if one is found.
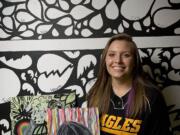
[0,0,180,135]
[0,0,180,40]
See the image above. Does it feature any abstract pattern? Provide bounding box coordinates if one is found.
[0,50,101,104]
[0,0,180,40]
[0,102,11,135]
[10,92,76,135]
[47,107,100,135]
[140,47,180,135]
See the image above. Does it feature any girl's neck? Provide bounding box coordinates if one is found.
[112,78,132,97]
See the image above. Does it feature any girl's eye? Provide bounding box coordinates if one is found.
[122,53,131,57]
[108,53,115,57]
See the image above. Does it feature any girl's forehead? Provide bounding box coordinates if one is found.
[108,43,132,51]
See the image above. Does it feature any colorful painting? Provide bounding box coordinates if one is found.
[10,91,76,135]
[47,107,100,135]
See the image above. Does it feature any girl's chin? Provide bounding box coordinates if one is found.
[111,74,130,80]
[112,75,124,80]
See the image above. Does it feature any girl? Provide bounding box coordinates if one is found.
[87,33,172,135]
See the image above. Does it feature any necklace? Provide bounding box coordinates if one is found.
[111,87,131,110]
[110,97,127,110]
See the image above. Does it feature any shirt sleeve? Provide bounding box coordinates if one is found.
[143,90,173,135]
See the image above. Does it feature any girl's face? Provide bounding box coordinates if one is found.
[105,40,135,81]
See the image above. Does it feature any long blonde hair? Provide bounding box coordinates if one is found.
[87,33,155,118]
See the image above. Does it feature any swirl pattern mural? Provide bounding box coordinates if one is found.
[0,0,180,40]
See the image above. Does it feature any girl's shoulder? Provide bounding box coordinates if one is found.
[145,87,167,109]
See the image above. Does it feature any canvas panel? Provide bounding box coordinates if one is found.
[10,91,76,135]
[47,107,100,135]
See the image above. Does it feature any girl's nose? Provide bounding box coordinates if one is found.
[114,55,122,63]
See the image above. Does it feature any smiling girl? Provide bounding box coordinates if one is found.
[87,33,172,135]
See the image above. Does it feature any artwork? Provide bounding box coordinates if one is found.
[10,91,76,135]
[46,107,100,135]
[0,50,101,105]
[0,0,179,40]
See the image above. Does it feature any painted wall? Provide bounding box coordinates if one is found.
[0,0,180,134]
